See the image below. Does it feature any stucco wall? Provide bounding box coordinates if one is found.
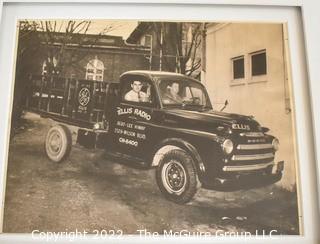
[205,23,297,191]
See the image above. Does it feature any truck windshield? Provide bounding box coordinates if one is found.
[157,78,212,109]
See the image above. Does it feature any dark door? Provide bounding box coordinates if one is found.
[111,75,158,160]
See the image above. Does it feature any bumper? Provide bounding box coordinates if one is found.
[202,161,284,191]
[222,161,282,172]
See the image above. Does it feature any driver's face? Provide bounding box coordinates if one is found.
[131,81,142,93]
[171,83,179,95]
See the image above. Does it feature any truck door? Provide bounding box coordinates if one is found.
[112,75,157,160]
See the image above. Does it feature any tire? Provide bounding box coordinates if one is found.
[156,149,198,204]
[45,124,72,163]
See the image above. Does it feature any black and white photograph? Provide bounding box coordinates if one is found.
[3,19,301,237]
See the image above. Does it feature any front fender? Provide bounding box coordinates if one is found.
[150,137,208,176]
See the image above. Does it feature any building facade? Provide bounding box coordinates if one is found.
[205,23,296,191]
[20,31,150,82]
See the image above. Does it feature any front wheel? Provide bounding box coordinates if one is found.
[45,124,72,163]
[156,149,198,204]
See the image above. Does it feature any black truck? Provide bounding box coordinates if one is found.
[26,70,284,203]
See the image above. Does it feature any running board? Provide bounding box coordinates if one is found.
[104,151,149,169]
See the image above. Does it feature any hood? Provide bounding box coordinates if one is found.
[161,108,261,133]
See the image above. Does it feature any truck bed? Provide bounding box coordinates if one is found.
[25,74,119,129]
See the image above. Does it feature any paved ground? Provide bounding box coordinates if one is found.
[3,112,300,235]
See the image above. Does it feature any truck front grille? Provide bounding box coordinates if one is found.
[231,153,274,161]
[239,132,264,137]
[236,143,273,150]
[226,133,276,167]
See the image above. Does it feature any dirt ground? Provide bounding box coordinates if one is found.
[3,112,300,236]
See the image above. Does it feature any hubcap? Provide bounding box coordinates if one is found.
[48,131,62,155]
[162,159,187,194]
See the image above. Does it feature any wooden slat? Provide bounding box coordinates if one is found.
[61,77,69,115]
[38,76,45,110]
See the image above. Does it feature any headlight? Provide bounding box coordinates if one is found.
[272,138,279,151]
[222,139,233,154]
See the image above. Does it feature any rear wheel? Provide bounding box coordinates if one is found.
[156,149,198,204]
[45,124,72,163]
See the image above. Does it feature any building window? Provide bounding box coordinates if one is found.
[145,35,152,47]
[141,35,152,47]
[251,50,267,76]
[42,56,59,75]
[182,26,193,56]
[231,56,245,80]
[86,57,104,81]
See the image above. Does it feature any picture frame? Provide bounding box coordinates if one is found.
[0,1,319,243]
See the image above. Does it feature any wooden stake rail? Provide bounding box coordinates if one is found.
[25,74,119,129]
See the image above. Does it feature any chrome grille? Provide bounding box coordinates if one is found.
[231,153,274,161]
[237,143,273,150]
[239,132,264,137]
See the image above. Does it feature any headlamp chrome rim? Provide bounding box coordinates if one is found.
[222,139,234,155]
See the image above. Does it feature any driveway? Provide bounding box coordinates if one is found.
[3,112,300,236]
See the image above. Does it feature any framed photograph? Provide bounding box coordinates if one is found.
[0,1,319,243]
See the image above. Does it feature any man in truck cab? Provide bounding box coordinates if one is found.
[163,81,184,104]
[124,80,149,102]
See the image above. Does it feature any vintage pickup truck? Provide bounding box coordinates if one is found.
[26,70,284,203]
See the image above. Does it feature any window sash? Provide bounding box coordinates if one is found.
[251,51,267,76]
[232,56,245,80]
[86,59,104,81]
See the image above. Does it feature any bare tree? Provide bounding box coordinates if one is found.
[38,20,92,75]
[11,21,40,135]
[152,22,202,78]
[32,20,120,75]
[11,20,119,135]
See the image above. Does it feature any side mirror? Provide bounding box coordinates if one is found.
[261,127,269,133]
[220,99,229,112]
